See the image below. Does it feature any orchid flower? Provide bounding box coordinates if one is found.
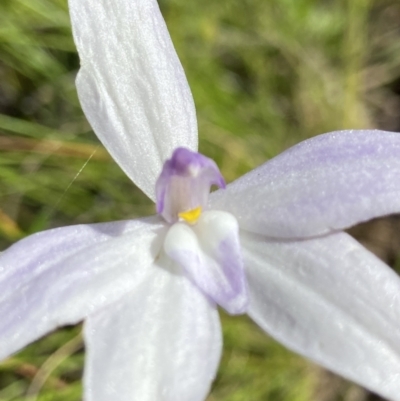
[2,0,400,400]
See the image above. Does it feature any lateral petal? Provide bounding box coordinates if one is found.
[242,230,400,400]
[210,130,400,238]
[84,260,221,401]
[69,0,198,200]
[164,211,248,315]
[0,216,166,360]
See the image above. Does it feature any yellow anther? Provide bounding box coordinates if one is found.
[178,206,202,224]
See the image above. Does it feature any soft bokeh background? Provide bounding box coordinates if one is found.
[1,0,400,400]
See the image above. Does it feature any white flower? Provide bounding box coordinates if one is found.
[2,0,400,400]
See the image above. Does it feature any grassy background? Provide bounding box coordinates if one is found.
[0,0,400,400]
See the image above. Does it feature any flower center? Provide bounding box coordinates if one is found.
[155,148,225,224]
[158,148,248,315]
[178,206,202,224]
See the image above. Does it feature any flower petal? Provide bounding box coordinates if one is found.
[69,0,198,200]
[164,211,248,315]
[210,130,400,238]
[0,216,166,360]
[242,230,400,400]
[84,258,221,401]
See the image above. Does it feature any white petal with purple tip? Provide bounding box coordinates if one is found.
[69,0,198,200]
[242,230,400,400]
[164,211,248,315]
[0,216,166,359]
[84,259,221,401]
[210,130,400,238]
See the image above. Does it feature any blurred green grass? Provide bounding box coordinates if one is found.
[0,0,400,400]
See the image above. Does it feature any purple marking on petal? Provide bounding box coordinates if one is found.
[156,148,225,223]
[156,186,166,214]
[219,237,248,299]
[168,244,247,315]
[169,147,207,174]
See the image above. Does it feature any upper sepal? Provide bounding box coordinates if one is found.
[69,0,198,200]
